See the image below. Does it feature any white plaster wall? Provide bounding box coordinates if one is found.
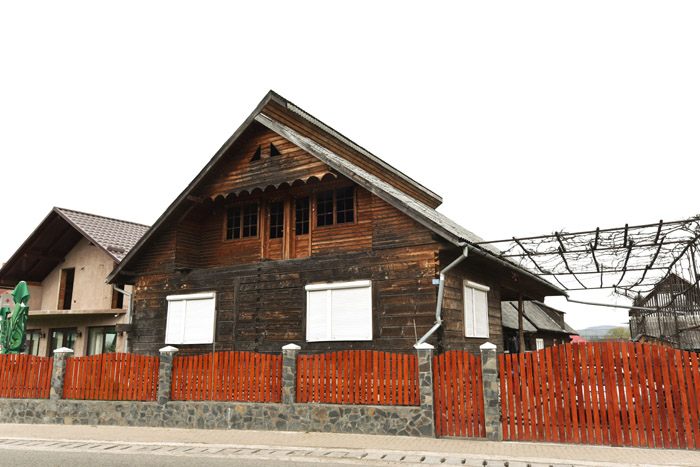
[40,237,115,311]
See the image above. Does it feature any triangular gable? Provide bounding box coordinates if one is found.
[0,207,148,287]
[107,91,564,298]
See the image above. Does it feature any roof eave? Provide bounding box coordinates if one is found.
[107,91,280,283]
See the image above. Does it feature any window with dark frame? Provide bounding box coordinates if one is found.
[24,330,41,356]
[50,328,77,355]
[335,186,355,224]
[316,187,355,227]
[269,201,284,239]
[87,326,117,355]
[317,190,334,227]
[226,204,258,240]
[112,284,125,309]
[295,197,310,235]
[58,268,75,310]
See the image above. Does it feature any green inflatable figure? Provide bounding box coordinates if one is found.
[0,281,30,354]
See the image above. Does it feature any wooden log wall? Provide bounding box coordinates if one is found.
[440,253,504,354]
[123,117,505,356]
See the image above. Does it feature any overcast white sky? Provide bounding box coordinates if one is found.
[1,1,698,330]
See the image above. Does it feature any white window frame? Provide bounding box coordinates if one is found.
[305,280,372,342]
[536,338,545,350]
[463,280,490,338]
[165,292,217,345]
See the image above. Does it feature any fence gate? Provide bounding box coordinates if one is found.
[499,342,700,450]
[433,350,486,438]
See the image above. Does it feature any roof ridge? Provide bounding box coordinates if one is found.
[54,207,150,228]
[268,90,443,205]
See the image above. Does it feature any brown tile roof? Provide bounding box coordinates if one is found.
[55,208,150,262]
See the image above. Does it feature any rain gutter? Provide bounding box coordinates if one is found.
[415,244,469,347]
[112,284,132,352]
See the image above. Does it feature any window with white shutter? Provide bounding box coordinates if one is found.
[165,293,217,345]
[305,281,372,342]
[464,281,490,338]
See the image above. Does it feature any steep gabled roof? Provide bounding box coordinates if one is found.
[54,208,150,262]
[0,207,149,286]
[106,91,565,298]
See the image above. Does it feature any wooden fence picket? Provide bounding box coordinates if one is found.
[498,342,700,450]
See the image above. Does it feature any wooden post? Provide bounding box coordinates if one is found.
[518,294,525,353]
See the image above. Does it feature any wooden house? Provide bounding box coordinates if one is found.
[629,273,700,352]
[108,91,564,356]
[0,208,149,356]
[501,300,577,352]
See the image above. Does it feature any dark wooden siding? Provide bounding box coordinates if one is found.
[130,244,440,356]
[261,100,442,209]
[125,124,504,356]
[438,253,505,354]
[197,122,332,200]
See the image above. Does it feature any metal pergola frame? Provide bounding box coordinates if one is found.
[474,216,700,350]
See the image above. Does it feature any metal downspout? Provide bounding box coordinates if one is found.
[415,245,469,347]
[112,284,132,353]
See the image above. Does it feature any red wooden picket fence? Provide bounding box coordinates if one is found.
[0,354,52,399]
[297,350,419,406]
[500,342,700,450]
[171,351,283,402]
[433,350,485,438]
[63,353,159,401]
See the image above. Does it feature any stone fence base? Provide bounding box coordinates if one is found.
[0,398,432,437]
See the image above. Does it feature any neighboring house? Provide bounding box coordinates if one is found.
[108,91,564,356]
[501,300,577,352]
[629,273,700,352]
[0,208,149,356]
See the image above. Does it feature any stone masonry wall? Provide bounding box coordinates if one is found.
[0,344,442,439]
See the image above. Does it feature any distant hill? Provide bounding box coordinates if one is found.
[577,325,627,339]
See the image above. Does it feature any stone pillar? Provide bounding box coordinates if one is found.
[50,347,73,400]
[480,342,502,441]
[281,343,300,405]
[157,346,178,404]
[414,342,436,437]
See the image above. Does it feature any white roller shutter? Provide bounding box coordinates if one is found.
[305,281,372,342]
[464,281,490,338]
[165,293,216,345]
[165,299,186,344]
[306,289,329,342]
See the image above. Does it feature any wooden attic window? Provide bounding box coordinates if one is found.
[250,145,261,162]
[269,143,281,157]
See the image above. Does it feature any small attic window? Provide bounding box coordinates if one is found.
[250,145,262,162]
[269,143,281,157]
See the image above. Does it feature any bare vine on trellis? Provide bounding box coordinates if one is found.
[473,216,700,298]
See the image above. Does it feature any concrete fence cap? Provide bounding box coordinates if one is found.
[159,345,179,353]
[480,342,497,351]
[282,343,301,351]
[53,347,74,355]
